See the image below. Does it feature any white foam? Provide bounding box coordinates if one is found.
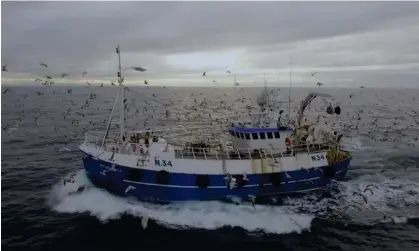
[341,137,364,151]
[48,167,419,232]
[49,170,314,235]
[327,179,419,224]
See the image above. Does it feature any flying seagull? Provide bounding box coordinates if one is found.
[311,72,319,76]
[226,71,231,74]
[144,80,148,85]
[2,65,7,72]
[248,195,256,209]
[39,62,48,68]
[316,82,323,87]
[61,73,69,78]
[82,71,88,76]
[202,72,206,76]
[352,192,368,204]
[131,66,147,72]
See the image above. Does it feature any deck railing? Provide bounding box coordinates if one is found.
[83,132,335,160]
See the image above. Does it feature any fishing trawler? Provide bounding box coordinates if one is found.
[77,46,351,202]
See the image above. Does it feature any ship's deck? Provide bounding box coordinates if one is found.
[83,132,339,162]
[173,144,332,160]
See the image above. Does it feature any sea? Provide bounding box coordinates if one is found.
[2,84,419,251]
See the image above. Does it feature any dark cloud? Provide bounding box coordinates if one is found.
[2,1,419,86]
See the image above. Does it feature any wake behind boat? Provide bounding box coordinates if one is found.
[78,46,351,202]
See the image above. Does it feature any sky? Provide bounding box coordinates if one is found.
[1,1,419,87]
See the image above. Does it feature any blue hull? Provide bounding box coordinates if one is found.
[80,150,351,202]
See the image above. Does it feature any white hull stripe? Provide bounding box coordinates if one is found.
[121,169,347,189]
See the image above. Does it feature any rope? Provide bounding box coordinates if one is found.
[124,86,168,106]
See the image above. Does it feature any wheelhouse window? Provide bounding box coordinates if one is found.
[267,132,273,139]
[259,132,266,139]
[240,132,245,139]
[274,132,280,138]
[252,133,259,140]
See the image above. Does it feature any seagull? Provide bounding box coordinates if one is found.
[2,65,7,72]
[382,215,395,223]
[363,184,378,195]
[131,66,147,72]
[61,73,69,78]
[352,191,368,204]
[223,174,236,189]
[364,188,374,195]
[202,72,206,76]
[58,147,71,152]
[248,195,256,209]
[316,82,323,87]
[141,214,151,229]
[212,80,217,83]
[144,80,148,85]
[226,71,231,74]
[125,185,136,193]
[39,62,48,68]
[82,71,88,76]
[228,178,236,189]
[311,72,319,76]
[2,88,9,94]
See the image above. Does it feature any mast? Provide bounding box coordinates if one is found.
[288,56,292,125]
[101,90,120,147]
[116,45,125,142]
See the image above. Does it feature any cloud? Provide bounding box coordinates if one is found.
[1,1,419,87]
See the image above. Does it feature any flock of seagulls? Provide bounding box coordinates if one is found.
[201,70,240,86]
[1,63,153,87]
[2,61,418,227]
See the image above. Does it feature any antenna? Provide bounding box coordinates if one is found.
[288,56,292,125]
[116,45,125,142]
